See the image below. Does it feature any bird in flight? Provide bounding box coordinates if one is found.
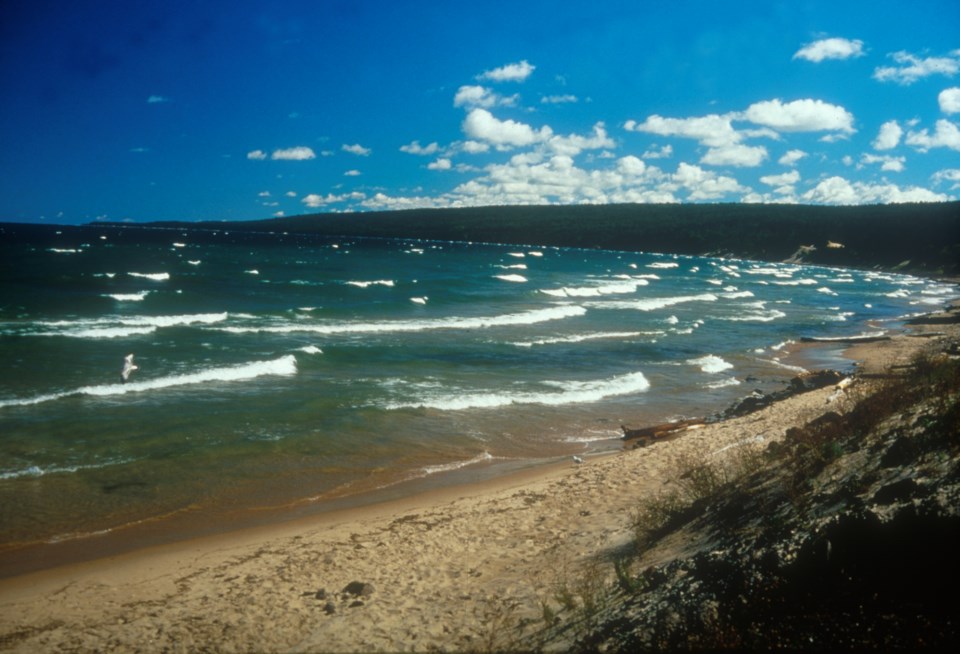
[121,353,138,383]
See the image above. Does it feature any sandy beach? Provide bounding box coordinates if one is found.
[1,312,956,652]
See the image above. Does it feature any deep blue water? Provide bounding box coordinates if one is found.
[1,223,956,569]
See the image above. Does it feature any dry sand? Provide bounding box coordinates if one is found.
[0,319,953,652]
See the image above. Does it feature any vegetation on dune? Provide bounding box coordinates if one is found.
[518,340,960,651]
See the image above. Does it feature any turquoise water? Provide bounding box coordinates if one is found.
[1,222,956,572]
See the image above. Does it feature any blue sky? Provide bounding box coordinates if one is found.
[2,0,959,224]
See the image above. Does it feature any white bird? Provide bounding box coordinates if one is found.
[572,455,584,465]
[120,353,138,383]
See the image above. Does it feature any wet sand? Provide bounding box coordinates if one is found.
[0,313,956,652]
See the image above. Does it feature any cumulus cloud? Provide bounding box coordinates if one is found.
[462,108,551,148]
[700,144,768,167]
[626,113,741,147]
[939,87,960,114]
[873,120,903,150]
[642,144,673,159]
[905,119,960,152]
[545,123,614,156]
[427,158,452,171]
[271,146,316,161]
[873,50,960,85]
[671,163,746,200]
[778,149,807,166]
[453,85,518,108]
[760,170,801,187]
[860,153,906,172]
[344,169,362,176]
[302,191,366,208]
[478,60,535,82]
[400,141,440,155]
[793,37,865,63]
[802,176,948,204]
[744,99,855,133]
[247,149,268,160]
[342,143,371,156]
[147,95,171,103]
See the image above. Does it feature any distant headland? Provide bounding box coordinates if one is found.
[99,200,958,275]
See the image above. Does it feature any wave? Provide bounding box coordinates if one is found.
[102,291,150,302]
[540,279,649,298]
[422,452,494,476]
[297,345,323,354]
[0,355,297,409]
[587,292,718,311]
[495,274,528,283]
[0,456,137,481]
[345,279,394,288]
[216,305,587,335]
[720,309,787,323]
[706,377,741,389]
[384,370,650,411]
[646,262,679,269]
[128,272,170,281]
[512,330,659,347]
[688,355,734,374]
[26,312,229,338]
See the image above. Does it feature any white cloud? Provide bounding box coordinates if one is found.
[247,149,268,160]
[760,170,800,187]
[478,60,535,83]
[344,169,362,176]
[932,168,960,189]
[453,85,518,108]
[873,120,903,150]
[905,119,960,152]
[258,191,271,197]
[342,143,371,156]
[626,113,741,147]
[778,149,807,166]
[617,155,646,177]
[802,176,948,204]
[671,163,746,201]
[744,98,855,133]
[302,191,367,208]
[541,94,578,104]
[400,141,441,156]
[700,144,768,167]
[545,122,614,156]
[873,50,960,85]
[459,140,491,154]
[860,153,906,172]
[147,95,171,103]
[271,146,316,161]
[427,158,452,171]
[642,144,673,159]
[939,87,960,114]
[793,37,865,63]
[462,108,551,148]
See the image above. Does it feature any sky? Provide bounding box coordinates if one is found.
[1,0,959,225]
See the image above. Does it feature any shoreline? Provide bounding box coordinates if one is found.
[2,304,956,651]
[0,326,847,582]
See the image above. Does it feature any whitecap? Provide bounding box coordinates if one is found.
[512,330,659,347]
[494,274,528,283]
[706,377,741,389]
[410,297,428,305]
[688,355,734,374]
[385,370,650,411]
[590,293,718,311]
[128,272,170,281]
[103,291,150,302]
[0,355,298,409]
[298,345,323,354]
[345,279,395,288]
[215,305,587,335]
[646,262,679,269]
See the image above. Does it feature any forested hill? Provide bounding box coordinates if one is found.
[158,202,958,274]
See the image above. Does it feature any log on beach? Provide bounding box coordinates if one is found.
[621,419,705,448]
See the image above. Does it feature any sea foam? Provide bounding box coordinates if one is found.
[688,354,734,374]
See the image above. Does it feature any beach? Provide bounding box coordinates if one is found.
[2,309,955,652]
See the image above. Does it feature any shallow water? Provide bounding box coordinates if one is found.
[0,222,956,572]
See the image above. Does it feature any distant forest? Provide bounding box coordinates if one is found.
[148,202,957,274]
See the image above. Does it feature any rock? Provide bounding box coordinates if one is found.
[341,581,375,598]
[314,589,327,600]
[323,602,336,615]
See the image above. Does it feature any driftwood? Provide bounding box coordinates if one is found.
[621,419,705,449]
